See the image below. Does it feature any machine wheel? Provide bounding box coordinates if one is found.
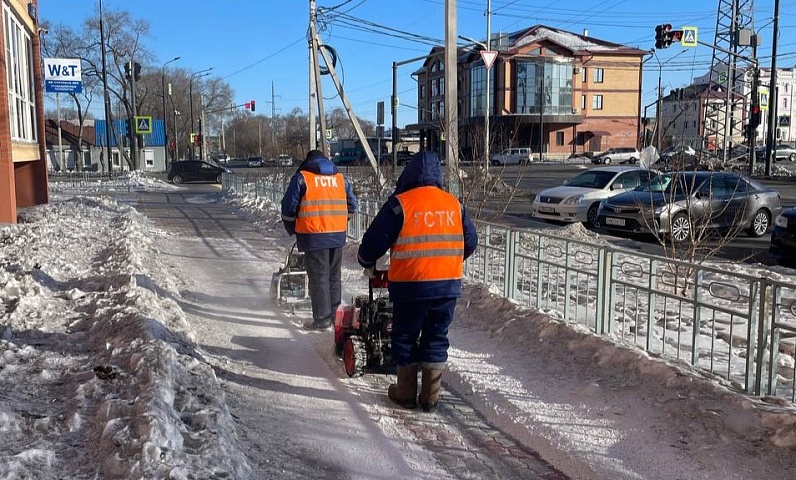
[343,336,367,377]
[790,153,796,162]
[603,157,612,164]
[172,174,184,184]
[216,174,223,184]
[584,203,600,229]
[627,157,637,164]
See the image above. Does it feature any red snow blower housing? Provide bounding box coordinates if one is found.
[334,269,394,377]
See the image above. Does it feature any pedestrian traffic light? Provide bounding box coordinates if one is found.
[250,100,256,112]
[654,24,673,49]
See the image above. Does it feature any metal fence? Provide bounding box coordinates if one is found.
[223,173,796,403]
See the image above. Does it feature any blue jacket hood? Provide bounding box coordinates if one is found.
[298,155,339,175]
[393,151,443,195]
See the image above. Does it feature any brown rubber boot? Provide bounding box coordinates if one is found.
[388,364,418,409]
[419,366,444,412]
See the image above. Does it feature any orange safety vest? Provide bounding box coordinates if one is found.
[390,186,464,282]
[296,171,348,234]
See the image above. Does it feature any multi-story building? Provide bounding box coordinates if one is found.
[677,65,796,151]
[411,25,648,162]
[0,0,48,223]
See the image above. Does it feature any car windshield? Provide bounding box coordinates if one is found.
[635,174,699,195]
[595,149,615,157]
[566,170,617,189]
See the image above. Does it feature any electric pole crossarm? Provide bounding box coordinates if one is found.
[314,32,387,189]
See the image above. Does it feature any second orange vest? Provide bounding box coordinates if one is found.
[296,171,348,234]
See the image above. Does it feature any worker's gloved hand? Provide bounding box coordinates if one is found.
[363,267,377,279]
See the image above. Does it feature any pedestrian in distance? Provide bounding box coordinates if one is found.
[281,149,357,330]
[357,151,478,412]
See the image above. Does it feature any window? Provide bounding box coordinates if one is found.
[784,98,789,109]
[581,68,587,83]
[592,94,603,110]
[514,59,574,115]
[4,4,37,142]
[593,68,604,83]
[420,84,426,98]
[555,132,564,146]
[581,95,586,110]
[470,62,494,117]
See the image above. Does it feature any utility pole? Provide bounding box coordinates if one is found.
[444,0,459,195]
[56,93,64,171]
[764,0,780,175]
[271,82,277,151]
[200,93,208,161]
[308,0,317,150]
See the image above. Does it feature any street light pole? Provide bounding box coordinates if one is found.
[483,0,491,175]
[161,56,180,170]
[99,0,113,174]
[189,68,213,159]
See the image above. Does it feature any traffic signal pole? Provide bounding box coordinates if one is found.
[764,0,781,176]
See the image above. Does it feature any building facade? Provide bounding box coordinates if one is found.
[0,0,48,223]
[413,25,648,162]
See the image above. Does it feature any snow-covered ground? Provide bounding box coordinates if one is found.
[2,172,796,479]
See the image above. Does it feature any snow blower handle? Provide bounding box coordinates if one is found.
[364,268,389,289]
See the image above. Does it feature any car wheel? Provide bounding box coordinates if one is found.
[669,213,692,243]
[216,174,223,184]
[790,153,796,162]
[492,160,500,166]
[628,157,637,164]
[603,157,612,164]
[747,209,770,237]
[584,203,600,229]
[172,174,184,184]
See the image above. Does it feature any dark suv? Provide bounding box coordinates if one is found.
[167,160,230,184]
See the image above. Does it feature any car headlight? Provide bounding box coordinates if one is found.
[563,195,584,205]
[775,214,788,228]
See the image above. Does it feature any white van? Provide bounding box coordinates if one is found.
[490,148,534,166]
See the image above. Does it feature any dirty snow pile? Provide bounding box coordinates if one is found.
[0,195,249,479]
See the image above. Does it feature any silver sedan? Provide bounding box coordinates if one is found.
[596,172,782,243]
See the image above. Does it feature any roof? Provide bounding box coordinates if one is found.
[507,25,649,56]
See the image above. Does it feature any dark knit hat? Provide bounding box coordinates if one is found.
[306,149,326,161]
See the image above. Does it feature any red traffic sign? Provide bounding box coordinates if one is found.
[480,50,498,71]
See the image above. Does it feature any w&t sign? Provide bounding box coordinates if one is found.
[44,58,83,94]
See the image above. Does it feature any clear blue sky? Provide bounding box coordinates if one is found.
[42,0,794,126]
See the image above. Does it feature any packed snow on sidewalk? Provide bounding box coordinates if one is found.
[0,172,795,479]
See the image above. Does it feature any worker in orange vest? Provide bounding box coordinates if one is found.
[281,150,357,330]
[357,151,477,411]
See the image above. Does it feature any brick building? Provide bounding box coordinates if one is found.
[0,0,48,223]
[412,25,649,162]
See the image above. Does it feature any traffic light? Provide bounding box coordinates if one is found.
[133,62,141,81]
[654,24,673,49]
[747,103,762,139]
[250,100,256,112]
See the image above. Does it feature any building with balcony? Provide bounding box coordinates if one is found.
[0,0,48,223]
[411,25,649,162]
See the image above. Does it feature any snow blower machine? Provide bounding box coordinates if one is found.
[334,269,395,378]
[270,243,310,311]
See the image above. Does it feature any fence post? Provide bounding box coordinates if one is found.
[503,228,517,299]
[766,283,782,396]
[744,279,761,394]
[754,277,771,396]
[595,248,613,335]
[690,269,704,366]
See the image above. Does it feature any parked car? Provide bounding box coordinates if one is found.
[167,160,231,184]
[211,153,230,164]
[247,156,265,168]
[591,147,640,165]
[597,172,781,243]
[490,147,534,166]
[532,166,657,227]
[658,145,696,161]
[769,207,796,266]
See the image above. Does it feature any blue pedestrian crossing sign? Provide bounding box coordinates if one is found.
[681,27,697,47]
[134,116,152,134]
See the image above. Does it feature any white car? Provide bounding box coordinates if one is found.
[532,166,657,227]
[489,147,534,166]
[276,154,293,167]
